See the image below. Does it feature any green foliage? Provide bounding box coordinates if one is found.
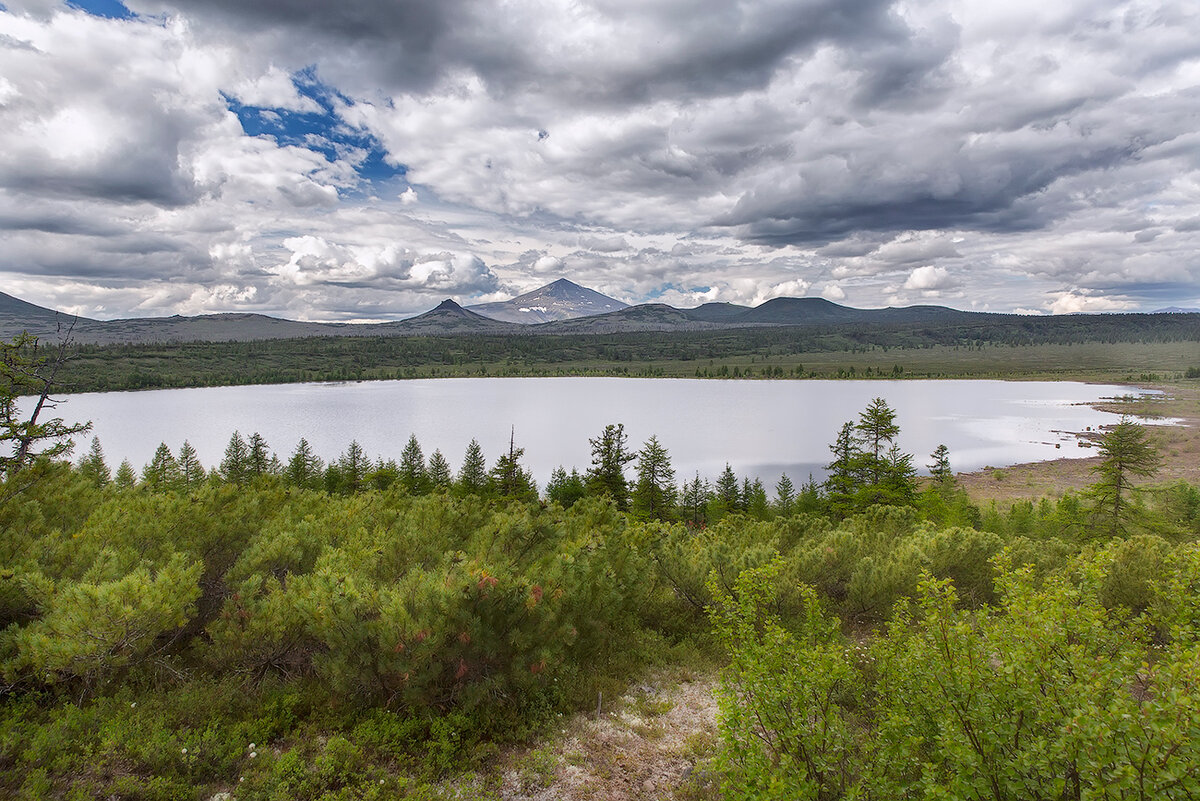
[1,333,91,482]
[631,435,677,521]
[1087,417,1163,537]
[545,466,586,508]
[585,423,635,511]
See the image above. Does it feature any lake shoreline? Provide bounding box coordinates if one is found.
[956,380,1199,503]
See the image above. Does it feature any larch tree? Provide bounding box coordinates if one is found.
[631,435,677,521]
[1088,417,1162,537]
[585,423,635,510]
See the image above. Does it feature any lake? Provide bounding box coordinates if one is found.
[41,378,1161,487]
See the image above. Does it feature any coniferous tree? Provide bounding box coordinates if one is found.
[774,473,795,516]
[546,466,587,508]
[744,477,770,519]
[77,436,110,488]
[399,434,430,495]
[489,429,537,501]
[632,435,677,521]
[113,459,137,489]
[142,443,181,490]
[427,449,452,490]
[681,473,711,527]
[856,397,901,487]
[714,463,741,514]
[246,433,277,477]
[334,440,370,494]
[177,440,206,488]
[284,438,324,490]
[1088,417,1162,537]
[456,438,489,495]
[824,421,858,514]
[220,432,250,485]
[928,444,953,491]
[585,423,635,510]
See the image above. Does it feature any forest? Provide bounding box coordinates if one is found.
[53,311,1200,392]
[4,333,1200,799]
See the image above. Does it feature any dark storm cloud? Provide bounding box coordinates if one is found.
[140,0,919,105]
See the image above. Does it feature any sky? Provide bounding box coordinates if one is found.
[1,0,1198,321]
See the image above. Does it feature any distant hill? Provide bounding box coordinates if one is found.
[0,291,94,340]
[468,279,627,323]
[1154,307,1200,314]
[377,299,520,335]
[2,285,1194,346]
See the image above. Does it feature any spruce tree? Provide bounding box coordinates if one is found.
[681,473,711,528]
[928,444,953,490]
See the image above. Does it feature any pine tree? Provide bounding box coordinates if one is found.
[744,477,770,519]
[427,449,452,489]
[177,440,206,488]
[585,423,635,510]
[399,434,430,495]
[77,436,110,488]
[456,438,489,495]
[631,435,677,521]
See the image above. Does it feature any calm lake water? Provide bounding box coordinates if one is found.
[48,378,1156,486]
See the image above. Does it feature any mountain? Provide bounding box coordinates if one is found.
[683,302,753,323]
[0,291,95,341]
[539,303,729,333]
[1154,307,1200,314]
[467,278,627,323]
[378,299,521,334]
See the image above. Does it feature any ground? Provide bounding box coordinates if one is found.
[439,669,721,801]
[956,381,1200,504]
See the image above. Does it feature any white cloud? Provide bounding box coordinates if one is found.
[903,265,956,291]
[821,283,846,301]
[1048,291,1136,315]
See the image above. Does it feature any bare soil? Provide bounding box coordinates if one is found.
[443,670,721,801]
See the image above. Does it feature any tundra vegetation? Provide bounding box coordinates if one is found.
[2,336,1200,798]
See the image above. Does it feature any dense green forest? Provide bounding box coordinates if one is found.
[54,312,1200,392]
[5,333,1200,798]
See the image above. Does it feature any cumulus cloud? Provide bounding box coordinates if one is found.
[903,265,956,291]
[1049,291,1137,315]
[0,0,1198,318]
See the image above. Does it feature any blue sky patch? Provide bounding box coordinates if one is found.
[67,0,135,20]
[225,69,406,190]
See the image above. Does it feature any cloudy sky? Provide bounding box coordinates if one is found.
[1,0,1198,320]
